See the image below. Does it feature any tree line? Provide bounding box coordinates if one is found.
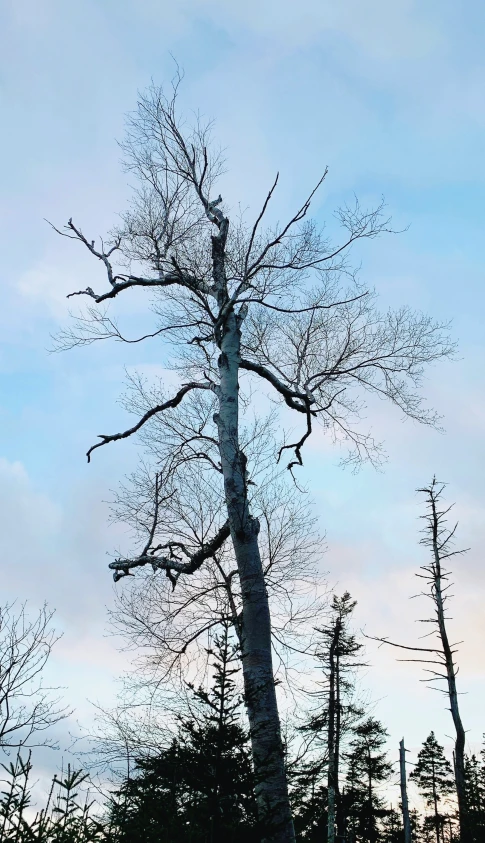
[1,584,483,842]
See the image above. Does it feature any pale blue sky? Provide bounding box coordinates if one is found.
[1,0,484,807]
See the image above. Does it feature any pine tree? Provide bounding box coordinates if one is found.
[344,718,393,843]
[409,732,454,843]
[109,622,257,842]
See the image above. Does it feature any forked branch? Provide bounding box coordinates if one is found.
[109,520,230,584]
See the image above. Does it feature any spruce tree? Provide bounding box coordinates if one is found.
[381,806,403,843]
[300,593,365,842]
[464,754,485,842]
[409,732,454,843]
[108,622,257,843]
[344,718,393,843]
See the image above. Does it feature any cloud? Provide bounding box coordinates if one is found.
[0,455,130,698]
[0,458,61,565]
[16,263,81,320]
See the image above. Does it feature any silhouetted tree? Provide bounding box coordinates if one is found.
[409,732,454,843]
[344,718,393,843]
[0,755,104,842]
[463,754,485,842]
[381,807,403,842]
[0,602,68,750]
[300,593,365,842]
[108,622,257,843]
[368,480,469,841]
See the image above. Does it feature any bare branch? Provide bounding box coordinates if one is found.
[86,382,213,462]
[109,520,231,582]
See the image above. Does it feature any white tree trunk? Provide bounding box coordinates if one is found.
[215,310,295,843]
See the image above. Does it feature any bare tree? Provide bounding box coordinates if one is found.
[368,479,469,842]
[0,602,68,750]
[400,739,412,843]
[51,74,453,842]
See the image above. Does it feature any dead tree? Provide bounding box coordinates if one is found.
[51,75,453,842]
[0,602,68,749]
[368,479,469,842]
[400,739,412,843]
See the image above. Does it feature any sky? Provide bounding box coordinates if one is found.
[1,0,484,811]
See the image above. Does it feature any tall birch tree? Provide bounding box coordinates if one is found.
[51,76,453,842]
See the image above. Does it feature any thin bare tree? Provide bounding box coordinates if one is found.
[0,602,68,750]
[51,74,453,842]
[400,738,412,843]
[368,479,469,842]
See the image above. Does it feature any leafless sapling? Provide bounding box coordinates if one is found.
[0,602,68,751]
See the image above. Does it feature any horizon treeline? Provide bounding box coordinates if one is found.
[1,601,483,843]
[1,531,482,843]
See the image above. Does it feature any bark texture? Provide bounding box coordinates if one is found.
[216,306,295,842]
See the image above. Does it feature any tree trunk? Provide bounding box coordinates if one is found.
[215,309,295,843]
[432,541,468,842]
[327,619,341,843]
[399,739,412,843]
[432,759,440,843]
[367,762,372,843]
[335,649,344,841]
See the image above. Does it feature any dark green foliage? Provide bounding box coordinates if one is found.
[344,718,393,843]
[0,753,104,841]
[108,622,258,843]
[409,732,454,843]
[290,765,328,841]
[380,807,403,842]
[464,753,485,842]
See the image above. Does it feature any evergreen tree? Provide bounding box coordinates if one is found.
[0,753,105,842]
[300,593,365,842]
[381,806,403,843]
[344,718,393,843]
[108,622,257,842]
[409,732,454,843]
[290,768,328,843]
[464,754,485,842]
